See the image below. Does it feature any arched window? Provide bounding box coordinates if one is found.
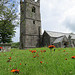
[32,7,36,13]
[22,0,24,2]
[21,0,24,2]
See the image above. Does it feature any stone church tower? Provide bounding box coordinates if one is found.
[20,0,41,49]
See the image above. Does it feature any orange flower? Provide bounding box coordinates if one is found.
[40,50,43,53]
[71,56,75,59]
[31,50,36,53]
[11,69,16,72]
[48,45,55,48]
[20,63,21,65]
[11,69,20,74]
[0,47,3,49]
[33,56,36,58]
[36,53,39,57]
[40,61,43,63]
[43,50,46,52]
[8,57,11,60]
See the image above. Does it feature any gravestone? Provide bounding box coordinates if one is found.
[0,43,11,52]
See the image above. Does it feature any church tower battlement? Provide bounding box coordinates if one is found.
[20,0,41,49]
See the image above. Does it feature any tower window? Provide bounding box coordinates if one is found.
[32,7,36,13]
[33,21,35,24]
[35,0,38,2]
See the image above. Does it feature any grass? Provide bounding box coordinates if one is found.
[0,47,75,75]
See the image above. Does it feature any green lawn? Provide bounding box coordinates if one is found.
[0,47,75,75]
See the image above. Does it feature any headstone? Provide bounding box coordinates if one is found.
[0,43,11,52]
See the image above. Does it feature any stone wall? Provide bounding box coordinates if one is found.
[42,32,50,46]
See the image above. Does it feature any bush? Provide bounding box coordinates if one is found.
[11,42,20,48]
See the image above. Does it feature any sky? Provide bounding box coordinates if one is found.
[12,0,75,42]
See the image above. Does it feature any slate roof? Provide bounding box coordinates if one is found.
[70,34,75,39]
[53,36,67,43]
[44,30,75,39]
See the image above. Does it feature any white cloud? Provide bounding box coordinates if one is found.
[40,0,75,33]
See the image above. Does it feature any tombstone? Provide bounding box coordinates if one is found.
[0,43,11,52]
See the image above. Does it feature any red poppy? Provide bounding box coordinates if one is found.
[33,56,36,58]
[0,47,3,49]
[71,56,75,59]
[31,50,36,53]
[40,50,43,53]
[40,61,43,63]
[20,63,21,65]
[48,45,55,50]
[11,69,20,74]
[8,57,11,60]
[43,50,46,52]
[48,45,55,48]
[36,53,39,57]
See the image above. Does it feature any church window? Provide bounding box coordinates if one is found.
[33,20,35,24]
[32,7,36,13]
[34,0,38,2]
[21,0,24,2]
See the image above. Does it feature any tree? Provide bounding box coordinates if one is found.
[0,20,16,43]
[0,0,19,43]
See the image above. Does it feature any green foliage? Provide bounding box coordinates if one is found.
[0,47,75,75]
[11,42,20,48]
[0,20,16,43]
[0,0,19,43]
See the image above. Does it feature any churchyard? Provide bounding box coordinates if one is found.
[0,47,75,75]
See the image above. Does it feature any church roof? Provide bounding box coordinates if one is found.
[53,36,67,43]
[70,34,75,39]
[45,31,69,38]
[44,31,75,39]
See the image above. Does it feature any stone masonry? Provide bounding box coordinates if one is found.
[20,0,41,49]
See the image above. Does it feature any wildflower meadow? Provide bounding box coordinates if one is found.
[0,47,75,75]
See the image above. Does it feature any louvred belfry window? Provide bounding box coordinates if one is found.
[32,7,36,13]
[33,20,35,24]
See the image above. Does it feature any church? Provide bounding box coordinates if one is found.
[20,0,75,49]
[42,31,75,48]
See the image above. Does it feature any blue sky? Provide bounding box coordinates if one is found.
[12,0,75,42]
